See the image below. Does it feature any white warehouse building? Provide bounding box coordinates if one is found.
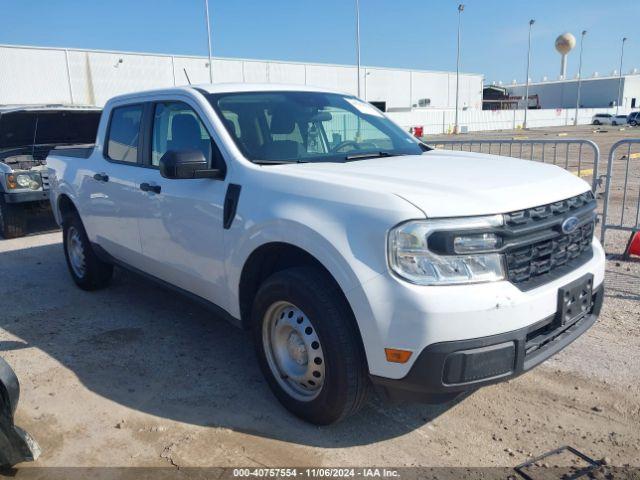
[506,73,640,110]
[0,44,483,111]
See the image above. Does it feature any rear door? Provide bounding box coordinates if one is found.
[81,104,149,266]
[135,98,229,307]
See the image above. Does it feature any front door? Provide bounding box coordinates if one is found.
[135,99,229,308]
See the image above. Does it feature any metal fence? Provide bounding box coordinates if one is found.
[600,139,640,246]
[427,138,602,193]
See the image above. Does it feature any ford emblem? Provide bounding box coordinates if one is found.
[561,216,579,234]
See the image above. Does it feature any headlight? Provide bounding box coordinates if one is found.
[6,172,42,191]
[453,233,502,253]
[388,215,506,285]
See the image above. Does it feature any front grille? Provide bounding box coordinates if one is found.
[41,172,50,190]
[504,191,594,228]
[503,192,596,290]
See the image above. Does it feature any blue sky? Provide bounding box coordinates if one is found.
[0,0,638,83]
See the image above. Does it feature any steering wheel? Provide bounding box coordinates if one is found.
[330,140,378,153]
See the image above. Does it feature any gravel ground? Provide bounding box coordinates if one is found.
[0,126,639,470]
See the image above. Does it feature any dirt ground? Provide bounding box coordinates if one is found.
[1,125,639,471]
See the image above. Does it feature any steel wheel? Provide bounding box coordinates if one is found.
[66,225,86,279]
[262,301,326,402]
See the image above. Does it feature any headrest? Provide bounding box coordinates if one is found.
[269,106,296,135]
[222,117,238,137]
[171,114,201,141]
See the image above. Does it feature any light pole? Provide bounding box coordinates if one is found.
[204,0,213,83]
[355,0,362,98]
[453,4,464,134]
[574,30,586,126]
[364,70,371,100]
[616,37,627,115]
[523,19,535,129]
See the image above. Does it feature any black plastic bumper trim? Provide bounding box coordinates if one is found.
[371,283,603,403]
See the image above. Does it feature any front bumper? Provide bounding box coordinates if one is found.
[371,284,603,403]
[3,190,49,204]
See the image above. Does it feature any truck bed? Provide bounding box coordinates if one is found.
[51,144,95,159]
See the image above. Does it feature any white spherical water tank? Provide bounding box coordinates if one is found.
[555,33,576,77]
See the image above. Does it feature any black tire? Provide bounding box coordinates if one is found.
[252,266,369,425]
[0,196,26,239]
[631,121,638,127]
[62,212,113,290]
[593,120,601,125]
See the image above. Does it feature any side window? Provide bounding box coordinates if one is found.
[106,105,143,163]
[152,101,216,167]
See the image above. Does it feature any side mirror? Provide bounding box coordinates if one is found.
[159,150,223,180]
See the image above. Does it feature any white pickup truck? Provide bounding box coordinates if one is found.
[47,84,605,425]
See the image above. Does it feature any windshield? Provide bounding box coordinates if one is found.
[206,91,424,163]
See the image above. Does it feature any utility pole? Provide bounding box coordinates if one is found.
[574,30,586,126]
[205,0,213,83]
[523,19,535,129]
[616,37,627,115]
[355,0,362,97]
[453,4,464,134]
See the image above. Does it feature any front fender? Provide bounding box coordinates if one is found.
[223,186,424,372]
[226,218,379,312]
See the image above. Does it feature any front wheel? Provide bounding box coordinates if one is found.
[252,266,369,425]
[592,120,601,125]
[63,212,113,290]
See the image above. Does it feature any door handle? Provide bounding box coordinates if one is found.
[93,172,109,182]
[140,182,161,194]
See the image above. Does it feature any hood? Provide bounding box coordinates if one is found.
[0,109,101,152]
[283,150,591,218]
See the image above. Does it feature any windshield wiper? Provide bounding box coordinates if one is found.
[252,159,308,165]
[345,151,394,161]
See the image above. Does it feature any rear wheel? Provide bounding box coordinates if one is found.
[252,266,369,425]
[63,212,113,290]
[0,197,26,239]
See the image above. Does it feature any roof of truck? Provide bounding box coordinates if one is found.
[193,83,345,94]
[0,104,101,114]
[106,83,348,104]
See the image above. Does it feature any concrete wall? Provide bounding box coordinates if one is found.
[387,106,626,135]
[623,75,640,109]
[506,76,640,109]
[0,44,483,110]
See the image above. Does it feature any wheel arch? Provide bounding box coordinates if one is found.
[57,194,79,222]
[239,243,347,323]
[238,241,370,370]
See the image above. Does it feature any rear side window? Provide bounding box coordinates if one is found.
[106,105,143,163]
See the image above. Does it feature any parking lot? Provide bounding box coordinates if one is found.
[1,126,639,469]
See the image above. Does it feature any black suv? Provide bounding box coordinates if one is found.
[628,111,640,126]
